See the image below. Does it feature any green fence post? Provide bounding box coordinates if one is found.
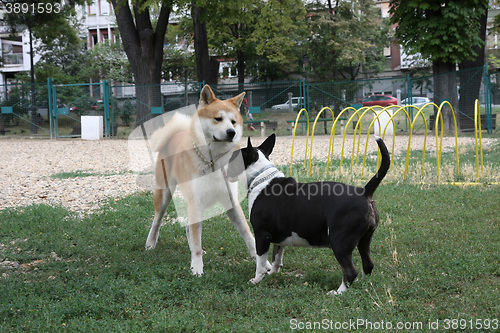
[47,78,53,139]
[103,80,111,137]
[52,84,59,138]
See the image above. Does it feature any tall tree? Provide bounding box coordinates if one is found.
[458,7,488,120]
[305,0,389,81]
[390,0,488,132]
[248,0,306,81]
[110,0,172,126]
[205,0,257,84]
[1,0,86,46]
[191,2,219,84]
[204,0,306,84]
[1,0,87,132]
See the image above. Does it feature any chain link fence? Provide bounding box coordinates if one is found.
[0,66,497,138]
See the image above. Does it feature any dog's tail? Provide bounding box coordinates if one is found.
[363,136,390,198]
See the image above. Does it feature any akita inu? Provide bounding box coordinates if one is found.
[145,85,258,276]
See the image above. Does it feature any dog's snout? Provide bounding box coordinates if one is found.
[226,129,236,139]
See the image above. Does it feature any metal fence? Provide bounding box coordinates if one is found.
[0,65,497,138]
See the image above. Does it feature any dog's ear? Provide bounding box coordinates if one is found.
[259,134,276,156]
[199,85,216,108]
[247,136,253,149]
[229,91,246,109]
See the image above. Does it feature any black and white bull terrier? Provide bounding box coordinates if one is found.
[227,134,390,295]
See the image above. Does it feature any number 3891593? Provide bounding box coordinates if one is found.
[5,2,62,14]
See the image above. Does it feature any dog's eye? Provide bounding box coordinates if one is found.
[231,120,236,125]
[214,117,223,122]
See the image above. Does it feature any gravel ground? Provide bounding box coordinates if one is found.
[0,135,495,213]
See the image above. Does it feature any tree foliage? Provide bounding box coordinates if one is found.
[390,0,488,130]
[80,41,133,83]
[389,0,487,64]
[199,0,306,82]
[305,0,389,81]
[1,0,87,45]
[1,0,88,83]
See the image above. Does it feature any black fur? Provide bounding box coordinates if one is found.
[229,134,390,292]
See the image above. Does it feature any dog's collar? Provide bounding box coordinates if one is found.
[192,141,217,172]
[247,165,281,196]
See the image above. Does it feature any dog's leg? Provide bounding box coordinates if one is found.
[330,250,358,295]
[145,188,173,250]
[250,232,272,284]
[270,245,284,274]
[357,228,376,277]
[329,229,359,295]
[226,206,256,258]
[186,204,204,276]
[250,252,270,284]
[225,200,271,271]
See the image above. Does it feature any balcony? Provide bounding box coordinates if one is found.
[3,53,23,65]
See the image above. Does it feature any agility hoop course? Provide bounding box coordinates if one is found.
[289,99,494,184]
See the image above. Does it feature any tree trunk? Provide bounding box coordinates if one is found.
[237,49,245,86]
[458,8,487,120]
[110,0,171,126]
[192,3,218,85]
[432,60,458,133]
[208,57,220,84]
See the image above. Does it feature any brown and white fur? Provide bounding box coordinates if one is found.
[145,85,258,276]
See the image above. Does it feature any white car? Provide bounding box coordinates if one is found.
[271,97,303,110]
[401,97,431,108]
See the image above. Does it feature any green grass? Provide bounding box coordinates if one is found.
[49,170,132,179]
[1,143,500,332]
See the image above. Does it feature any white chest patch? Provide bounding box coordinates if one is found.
[277,232,312,247]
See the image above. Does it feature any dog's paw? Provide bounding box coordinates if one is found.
[265,261,272,272]
[191,264,204,277]
[249,272,267,284]
[327,280,348,296]
[145,242,156,251]
[249,277,261,284]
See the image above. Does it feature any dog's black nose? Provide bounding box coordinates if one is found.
[226,129,236,139]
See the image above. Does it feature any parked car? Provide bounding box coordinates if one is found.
[271,97,303,110]
[401,97,431,108]
[361,94,398,107]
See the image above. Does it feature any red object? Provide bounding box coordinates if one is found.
[362,94,397,107]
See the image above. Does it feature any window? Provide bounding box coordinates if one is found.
[89,1,97,15]
[90,31,98,47]
[100,0,109,15]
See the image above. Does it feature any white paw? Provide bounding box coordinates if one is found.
[191,260,204,276]
[249,277,261,284]
[145,241,156,250]
[191,267,204,277]
[265,261,272,271]
[327,281,348,295]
